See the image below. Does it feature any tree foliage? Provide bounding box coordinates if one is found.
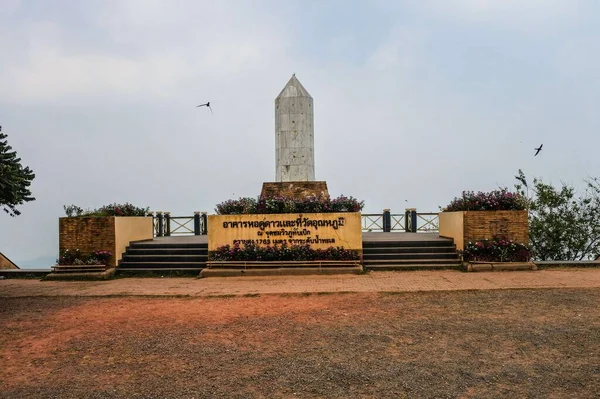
[0,126,35,216]
[515,169,600,261]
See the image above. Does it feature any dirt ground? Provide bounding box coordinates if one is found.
[1,289,599,398]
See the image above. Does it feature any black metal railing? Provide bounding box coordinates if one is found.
[151,210,439,237]
[152,212,207,237]
[365,209,439,233]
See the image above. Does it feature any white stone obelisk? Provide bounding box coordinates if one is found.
[275,74,315,182]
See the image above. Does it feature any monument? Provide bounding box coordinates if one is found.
[202,74,363,276]
[260,74,329,200]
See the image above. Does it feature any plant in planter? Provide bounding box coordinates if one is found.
[210,242,360,262]
[63,202,149,217]
[443,189,527,212]
[215,195,364,215]
[459,237,531,263]
[439,189,529,251]
[59,202,153,267]
[57,249,113,266]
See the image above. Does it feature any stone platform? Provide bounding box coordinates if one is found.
[117,233,461,274]
[260,181,328,200]
[200,265,362,278]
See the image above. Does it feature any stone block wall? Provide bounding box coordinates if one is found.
[59,217,117,266]
[463,210,529,245]
[439,210,528,251]
[260,181,329,200]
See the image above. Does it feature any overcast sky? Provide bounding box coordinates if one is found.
[1,0,599,266]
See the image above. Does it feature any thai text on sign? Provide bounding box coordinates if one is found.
[208,213,362,251]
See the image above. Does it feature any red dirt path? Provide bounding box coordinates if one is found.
[1,289,599,398]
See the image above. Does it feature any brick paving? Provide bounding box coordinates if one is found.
[1,269,599,297]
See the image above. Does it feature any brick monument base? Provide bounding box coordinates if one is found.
[260,181,329,200]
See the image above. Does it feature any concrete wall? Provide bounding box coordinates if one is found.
[439,212,465,250]
[208,212,362,252]
[0,252,19,269]
[114,217,154,264]
[60,216,153,267]
[439,210,529,251]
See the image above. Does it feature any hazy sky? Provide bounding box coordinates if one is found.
[1,0,599,266]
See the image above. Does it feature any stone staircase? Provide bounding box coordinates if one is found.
[118,240,208,272]
[362,236,461,270]
[117,234,461,274]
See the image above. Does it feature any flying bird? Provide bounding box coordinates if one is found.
[534,144,543,156]
[196,102,213,113]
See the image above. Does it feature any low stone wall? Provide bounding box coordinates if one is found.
[59,217,153,267]
[439,210,528,251]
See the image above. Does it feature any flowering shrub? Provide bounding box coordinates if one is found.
[92,250,112,264]
[443,189,526,212]
[460,237,531,262]
[210,242,360,261]
[215,197,259,214]
[57,249,112,265]
[63,202,149,217]
[215,195,364,215]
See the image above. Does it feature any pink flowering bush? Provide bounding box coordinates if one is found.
[210,242,359,261]
[444,189,527,212]
[460,237,531,262]
[215,195,364,215]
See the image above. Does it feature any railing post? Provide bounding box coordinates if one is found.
[148,211,156,237]
[410,208,417,233]
[194,212,201,235]
[165,212,171,236]
[383,209,391,233]
[201,212,208,235]
[157,212,164,237]
[404,209,410,232]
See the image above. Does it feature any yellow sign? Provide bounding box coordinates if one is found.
[208,212,362,251]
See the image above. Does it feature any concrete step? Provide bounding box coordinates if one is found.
[363,253,460,260]
[363,259,461,265]
[129,243,208,249]
[118,267,204,272]
[362,240,454,248]
[200,266,363,277]
[366,264,462,270]
[363,246,456,254]
[126,248,208,256]
[121,254,207,262]
[118,262,206,269]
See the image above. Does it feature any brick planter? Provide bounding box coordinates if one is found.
[439,210,528,251]
[59,217,153,267]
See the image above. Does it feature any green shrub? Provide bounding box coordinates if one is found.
[63,202,149,217]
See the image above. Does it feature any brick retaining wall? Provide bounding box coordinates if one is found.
[59,217,117,266]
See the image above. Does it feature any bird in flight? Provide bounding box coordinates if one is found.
[197,102,213,113]
[534,144,543,156]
